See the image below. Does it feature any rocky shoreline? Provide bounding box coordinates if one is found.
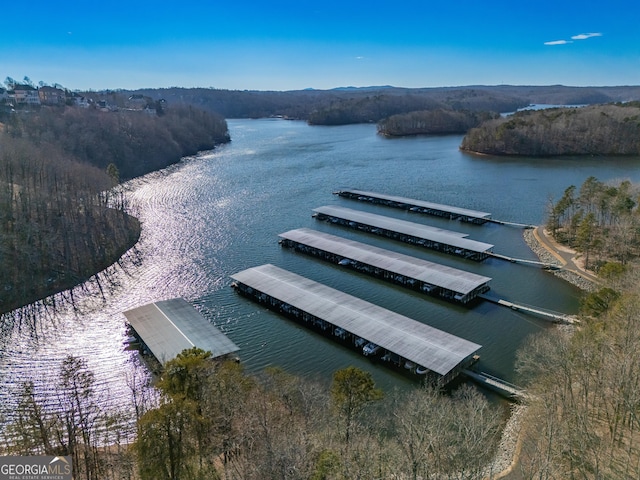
[487,227,599,479]
[484,403,527,478]
[523,228,597,292]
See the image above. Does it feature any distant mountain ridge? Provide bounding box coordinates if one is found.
[120,85,640,125]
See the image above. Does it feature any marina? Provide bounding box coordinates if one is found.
[231,264,482,386]
[123,298,240,366]
[0,119,591,428]
[312,205,494,261]
[278,227,491,304]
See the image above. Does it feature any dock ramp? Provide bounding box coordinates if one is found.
[479,294,577,324]
[462,370,525,401]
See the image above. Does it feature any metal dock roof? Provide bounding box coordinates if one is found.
[279,228,491,295]
[312,205,494,254]
[123,298,239,365]
[230,264,481,376]
[336,189,492,220]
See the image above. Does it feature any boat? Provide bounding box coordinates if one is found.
[363,342,380,356]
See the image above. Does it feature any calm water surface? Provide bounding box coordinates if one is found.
[2,118,640,425]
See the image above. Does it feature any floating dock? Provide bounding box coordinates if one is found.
[334,189,492,224]
[312,205,494,261]
[279,228,491,304]
[123,298,240,365]
[231,264,481,385]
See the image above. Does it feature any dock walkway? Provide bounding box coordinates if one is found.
[487,252,561,269]
[462,369,525,400]
[486,218,535,228]
[479,294,577,324]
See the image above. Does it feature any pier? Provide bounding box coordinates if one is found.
[231,264,481,385]
[479,294,577,324]
[278,228,491,304]
[312,205,494,261]
[334,189,492,224]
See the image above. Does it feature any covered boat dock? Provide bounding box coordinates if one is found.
[312,205,494,261]
[334,189,492,224]
[278,228,491,304]
[123,298,240,366]
[230,264,481,385]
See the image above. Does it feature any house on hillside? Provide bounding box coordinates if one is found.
[143,104,157,116]
[11,84,41,105]
[97,100,117,112]
[38,86,66,105]
[127,94,149,110]
[68,92,90,108]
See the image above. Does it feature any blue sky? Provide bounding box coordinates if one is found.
[1,0,637,91]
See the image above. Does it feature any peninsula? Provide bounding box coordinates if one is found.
[460,103,640,156]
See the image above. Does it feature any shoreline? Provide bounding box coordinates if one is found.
[488,226,596,479]
[0,214,142,317]
[523,227,598,292]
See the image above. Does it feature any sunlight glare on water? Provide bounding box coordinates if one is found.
[2,118,640,425]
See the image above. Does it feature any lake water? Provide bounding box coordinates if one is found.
[2,118,640,426]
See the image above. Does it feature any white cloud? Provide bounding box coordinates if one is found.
[571,32,603,40]
[544,32,603,46]
[544,40,572,46]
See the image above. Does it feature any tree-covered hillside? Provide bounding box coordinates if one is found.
[378,109,499,136]
[3,104,229,180]
[546,177,640,270]
[0,102,229,314]
[461,103,640,156]
[126,85,640,125]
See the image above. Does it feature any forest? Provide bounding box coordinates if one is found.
[125,85,640,125]
[1,351,504,480]
[378,109,499,136]
[460,103,640,156]
[546,177,640,271]
[0,100,229,314]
